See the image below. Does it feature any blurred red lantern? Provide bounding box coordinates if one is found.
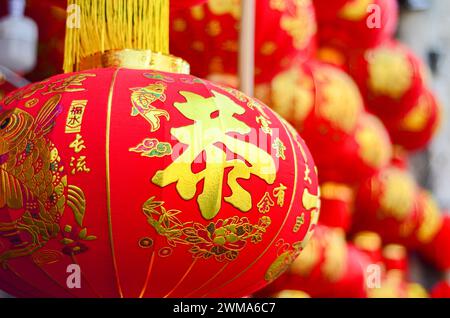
[316,45,351,72]
[257,226,368,298]
[431,281,450,298]
[170,0,317,85]
[349,40,427,121]
[353,231,383,265]
[366,243,428,298]
[258,61,392,184]
[354,166,442,248]
[319,182,354,232]
[420,215,450,272]
[382,244,409,274]
[0,58,320,297]
[384,88,442,152]
[368,269,428,298]
[314,0,398,50]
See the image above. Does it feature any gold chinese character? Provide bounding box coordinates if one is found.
[256,115,273,135]
[44,73,96,95]
[293,213,305,233]
[3,81,48,105]
[304,165,312,184]
[257,192,275,214]
[65,100,87,133]
[273,183,287,207]
[70,156,91,175]
[272,137,286,160]
[152,90,276,220]
[69,134,87,153]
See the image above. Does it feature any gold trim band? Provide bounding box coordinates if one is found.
[78,50,190,74]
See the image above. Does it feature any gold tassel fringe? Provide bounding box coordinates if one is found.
[64,0,169,73]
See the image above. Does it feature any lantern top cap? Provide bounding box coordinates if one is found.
[78,49,190,74]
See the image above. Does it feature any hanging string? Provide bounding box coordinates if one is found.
[64,0,169,73]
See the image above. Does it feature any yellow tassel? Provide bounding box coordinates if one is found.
[64,0,169,73]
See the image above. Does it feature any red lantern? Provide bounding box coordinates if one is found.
[353,231,383,265]
[257,226,369,298]
[368,270,428,298]
[258,61,392,184]
[354,166,442,249]
[170,0,317,85]
[0,62,320,297]
[314,0,398,50]
[431,281,450,298]
[384,88,442,152]
[382,244,409,274]
[420,215,450,272]
[349,40,427,121]
[366,243,428,298]
[319,182,354,232]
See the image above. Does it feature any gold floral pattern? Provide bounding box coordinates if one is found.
[142,197,272,262]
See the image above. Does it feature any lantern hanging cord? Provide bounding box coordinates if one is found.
[64,0,170,73]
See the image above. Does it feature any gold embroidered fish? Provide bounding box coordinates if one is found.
[130,82,170,132]
[0,94,87,267]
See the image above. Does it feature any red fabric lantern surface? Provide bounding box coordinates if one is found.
[353,166,443,249]
[170,0,317,86]
[257,61,391,184]
[419,215,450,272]
[384,88,442,152]
[256,226,368,298]
[0,68,319,297]
[348,40,427,121]
[431,281,450,298]
[313,0,398,50]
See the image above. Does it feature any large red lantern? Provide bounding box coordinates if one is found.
[314,0,398,50]
[348,40,427,121]
[384,88,442,152]
[0,52,320,297]
[170,0,317,85]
